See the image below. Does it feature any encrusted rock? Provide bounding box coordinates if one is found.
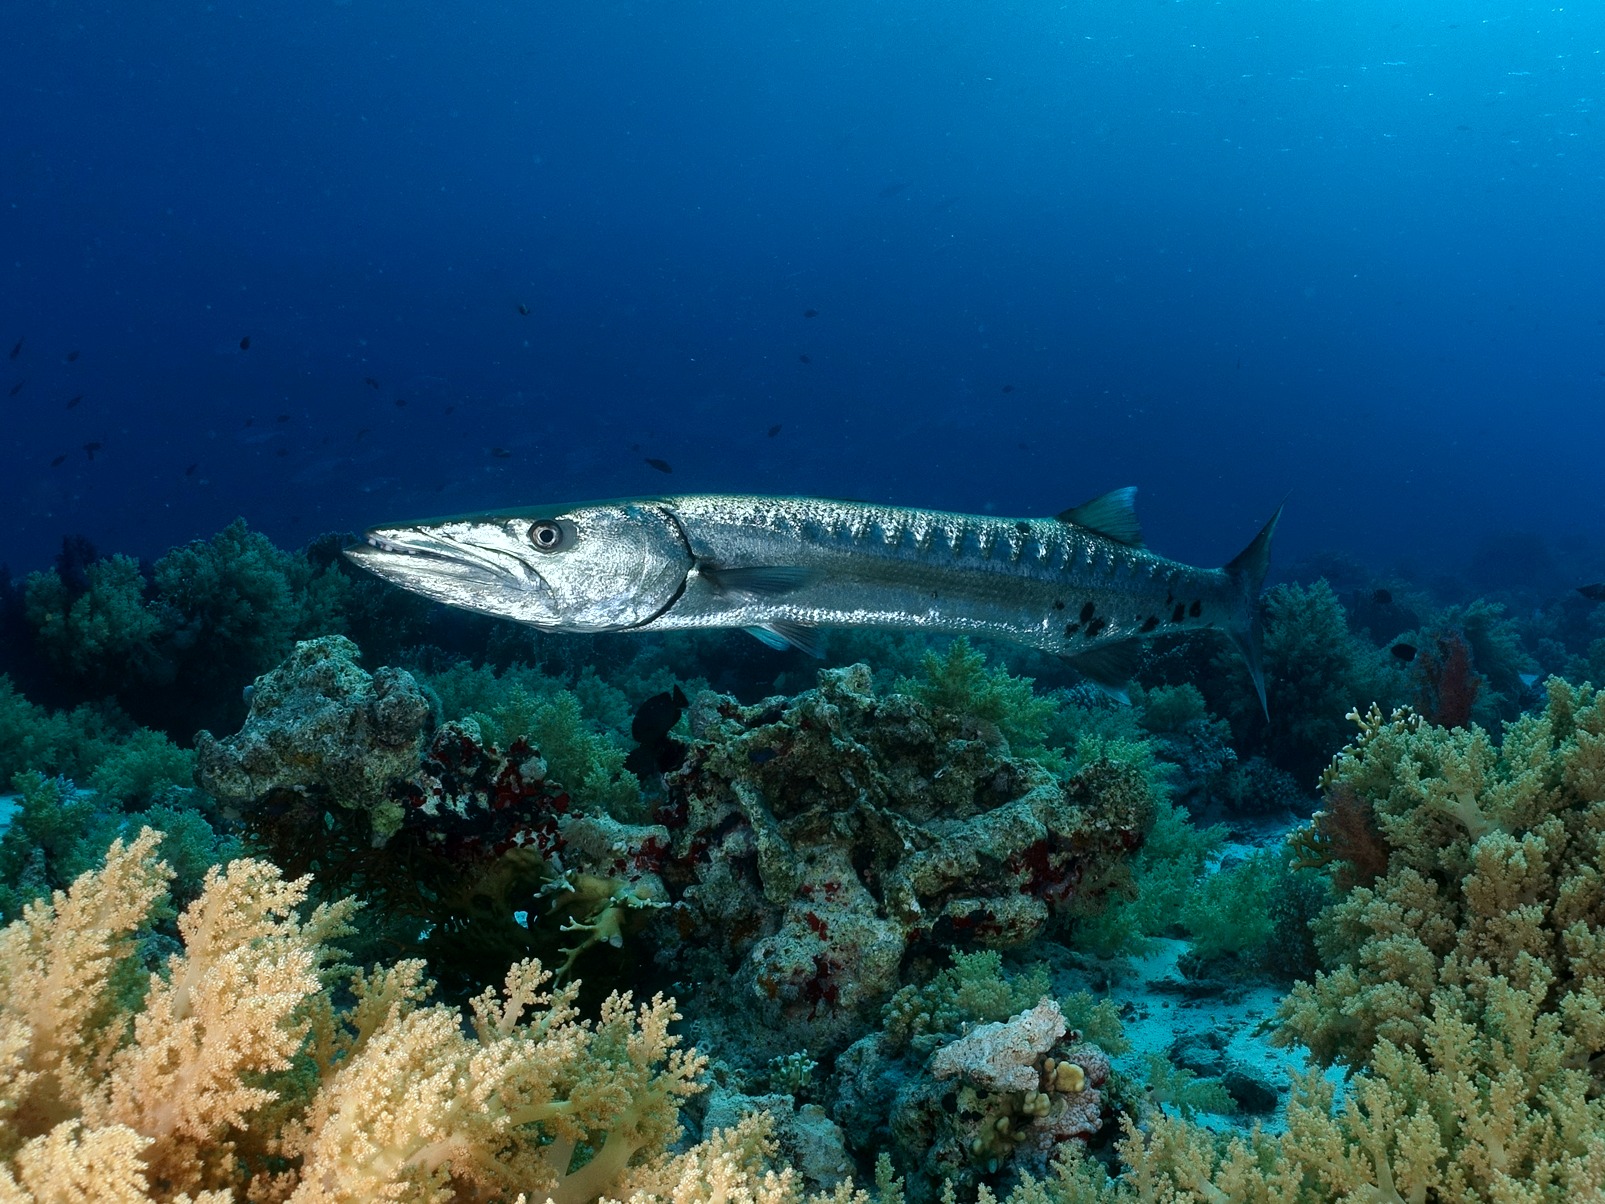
[195,635,433,840]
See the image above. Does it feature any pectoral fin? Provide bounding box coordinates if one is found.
[701,565,821,596]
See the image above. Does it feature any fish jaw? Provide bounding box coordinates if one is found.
[345,502,695,631]
[344,521,555,621]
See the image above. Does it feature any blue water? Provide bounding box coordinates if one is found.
[2,1,1602,579]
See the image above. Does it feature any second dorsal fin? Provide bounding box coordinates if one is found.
[1057,487,1144,547]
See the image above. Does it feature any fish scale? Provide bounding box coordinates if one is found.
[346,489,1281,709]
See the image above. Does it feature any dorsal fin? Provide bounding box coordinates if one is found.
[1056,487,1144,547]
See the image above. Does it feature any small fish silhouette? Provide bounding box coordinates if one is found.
[8,338,21,360]
[491,447,512,458]
[767,424,782,437]
[239,335,251,350]
[50,454,66,467]
[82,441,103,461]
[65,394,83,409]
[803,308,818,318]
[364,376,380,389]
[645,457,673,473]
[1391,643,1417,662]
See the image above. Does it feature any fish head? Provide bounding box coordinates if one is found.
[346,501,692,630]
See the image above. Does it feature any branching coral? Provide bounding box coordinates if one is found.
[0,830,826,1204]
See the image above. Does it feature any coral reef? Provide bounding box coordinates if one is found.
[654,663,1155,1058]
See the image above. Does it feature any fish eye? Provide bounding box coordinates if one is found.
[529,520,564,552]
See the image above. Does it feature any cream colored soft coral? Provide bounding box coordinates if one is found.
[0,830,808,1204]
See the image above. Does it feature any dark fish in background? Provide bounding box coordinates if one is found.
[798,354,810,363]
[8,338,21,360]
[364,376,380,389]
[394,398,407,408]
[82,441,102,460]
[276,447,289,457]
[803,308,818,318]
[276,413,291,424]
[65,350,79,362]
[517,303,531,315]
[1373,588,1393,605]
[244,417,255,427]
[239,335,251,350]
[1002,384,1015,393]
[65,394,83,409]
[185,463,198,476]
[1578,583,1605,601]
[768,424,782,437]
[645,457,673,473]
[1392,643,1417,662]
[491,447,512,458]
[8,379,24,397]
[356,427,371,440]
[878,181,907,198]
[50,454,66,467]
[624,685,690,775]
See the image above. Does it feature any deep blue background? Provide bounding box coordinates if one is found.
[3,1,1602,579]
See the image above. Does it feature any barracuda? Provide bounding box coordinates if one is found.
[345,489,1281,707]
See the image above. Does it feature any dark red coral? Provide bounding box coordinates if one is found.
[1415,629,1482,729]
[1309,781,1390,891]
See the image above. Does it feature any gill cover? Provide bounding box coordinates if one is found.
[347,501,692,630]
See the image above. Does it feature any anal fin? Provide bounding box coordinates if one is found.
[1063,638,1143,704]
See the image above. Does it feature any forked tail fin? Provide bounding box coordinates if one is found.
[1224,504,1283,718]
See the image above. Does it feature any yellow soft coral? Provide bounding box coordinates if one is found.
[0,830,802,1204]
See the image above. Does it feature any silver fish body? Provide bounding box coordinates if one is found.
[346,490,1280,704]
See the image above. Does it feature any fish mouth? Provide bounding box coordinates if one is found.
[343,527,532,591]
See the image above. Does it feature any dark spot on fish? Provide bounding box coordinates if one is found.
[1189,600,1202,618]
[518,303,530,315]
[363,376,380,389]
[767,424,782,437]
[185,463,198,476]
[1576,583,1605,601]
[65,350,79,362]
[1141,615,1159,633]
[625,685,690,775]
[491,447,512,458]
[276,413,290,424]
[50,454,66,467]
[1016,521,1030,535]
[798,354,810,363]
[1053,599,1065,610]
[65,394,83,409]
[1079,601,1096,623]
[747,748,778,765]
[1085,617,1107,638]
[239,336,251,350]
[8,380,24,396]
[803,308,818,318]
[1172,603,1186,623]
[82,441,102,460]
[1372,588,1393,605]
[1392,643,1418,662]
[8,338,21,360]
[646,457,673,473]
[275,447,289,457]
[1063,622,1079,638]
[1001,384,1015,393]
[394,398,407,407]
